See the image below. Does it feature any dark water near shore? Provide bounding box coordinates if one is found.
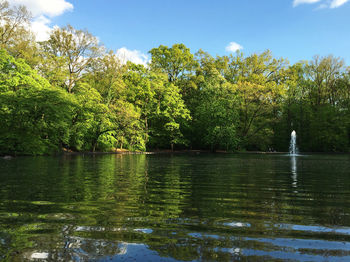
[1,153,350,261]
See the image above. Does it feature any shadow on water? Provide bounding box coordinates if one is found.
[1,153,350,261]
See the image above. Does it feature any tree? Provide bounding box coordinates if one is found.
[149,43,197,83]
[305,55,344,106]
[86,50,126,105]
[0,49,74,155]
[68,82,114,152]
[224,51,288,150]
[151,82,191,150]
[194,74,239,151]
[111,100,145,151]
[0,0,39,66]
[124,63,190,150]
[272,62,305,151]
[40,25,103,93]
[82,52,145,151]
[274,56,350,152]
[0,0,31,48]
[123,63,157,146]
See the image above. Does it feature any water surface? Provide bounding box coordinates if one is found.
[1,153,350,261]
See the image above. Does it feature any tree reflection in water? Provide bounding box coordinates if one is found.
[1,154,350,261]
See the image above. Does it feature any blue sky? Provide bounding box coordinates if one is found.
[8,0,350,65]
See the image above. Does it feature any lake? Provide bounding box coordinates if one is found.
[1,153,350,261]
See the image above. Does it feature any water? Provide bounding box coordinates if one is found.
[1,153,350,261]
[289,130,298,155]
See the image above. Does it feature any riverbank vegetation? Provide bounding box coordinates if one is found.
[1,1,349,155]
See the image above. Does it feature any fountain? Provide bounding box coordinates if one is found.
[289,130,299,192]
[289,130,298,155]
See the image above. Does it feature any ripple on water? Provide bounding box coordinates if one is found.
[1,154,350,261]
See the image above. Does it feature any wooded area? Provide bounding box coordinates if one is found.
[1,1,349,155]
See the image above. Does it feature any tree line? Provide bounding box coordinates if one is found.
[0,1,349,155]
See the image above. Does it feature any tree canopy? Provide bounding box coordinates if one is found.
[0,0,349,155]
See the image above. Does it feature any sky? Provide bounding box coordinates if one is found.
[7,0,350,65]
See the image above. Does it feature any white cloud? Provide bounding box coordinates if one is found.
[293,0,322,7]
[8,0,73,17]
[225,42,243,53]
[330,0,349,8]
[115,47,149,66]
[293,0,349,8]
[7,0,73,41]
[30,15,52,41]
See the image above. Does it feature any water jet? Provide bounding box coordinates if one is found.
[289,130,298,155]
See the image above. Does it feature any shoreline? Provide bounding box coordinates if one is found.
[2,150,349,158]
[59,150,349,155]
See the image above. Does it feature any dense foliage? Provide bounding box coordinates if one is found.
[0,1,349,155]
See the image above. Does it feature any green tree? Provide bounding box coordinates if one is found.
[274,56,349,152]
[194,76,239,151]
[83,53,145,151]
[87,50,126,105]
[0,0,39,66]
[40,25,103,93]
[224,51,288,150]
[149,43,197,83]
[124,63,190,150]
[68,82,115,152]
[150,82,191,150]
[0,49,74,155]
